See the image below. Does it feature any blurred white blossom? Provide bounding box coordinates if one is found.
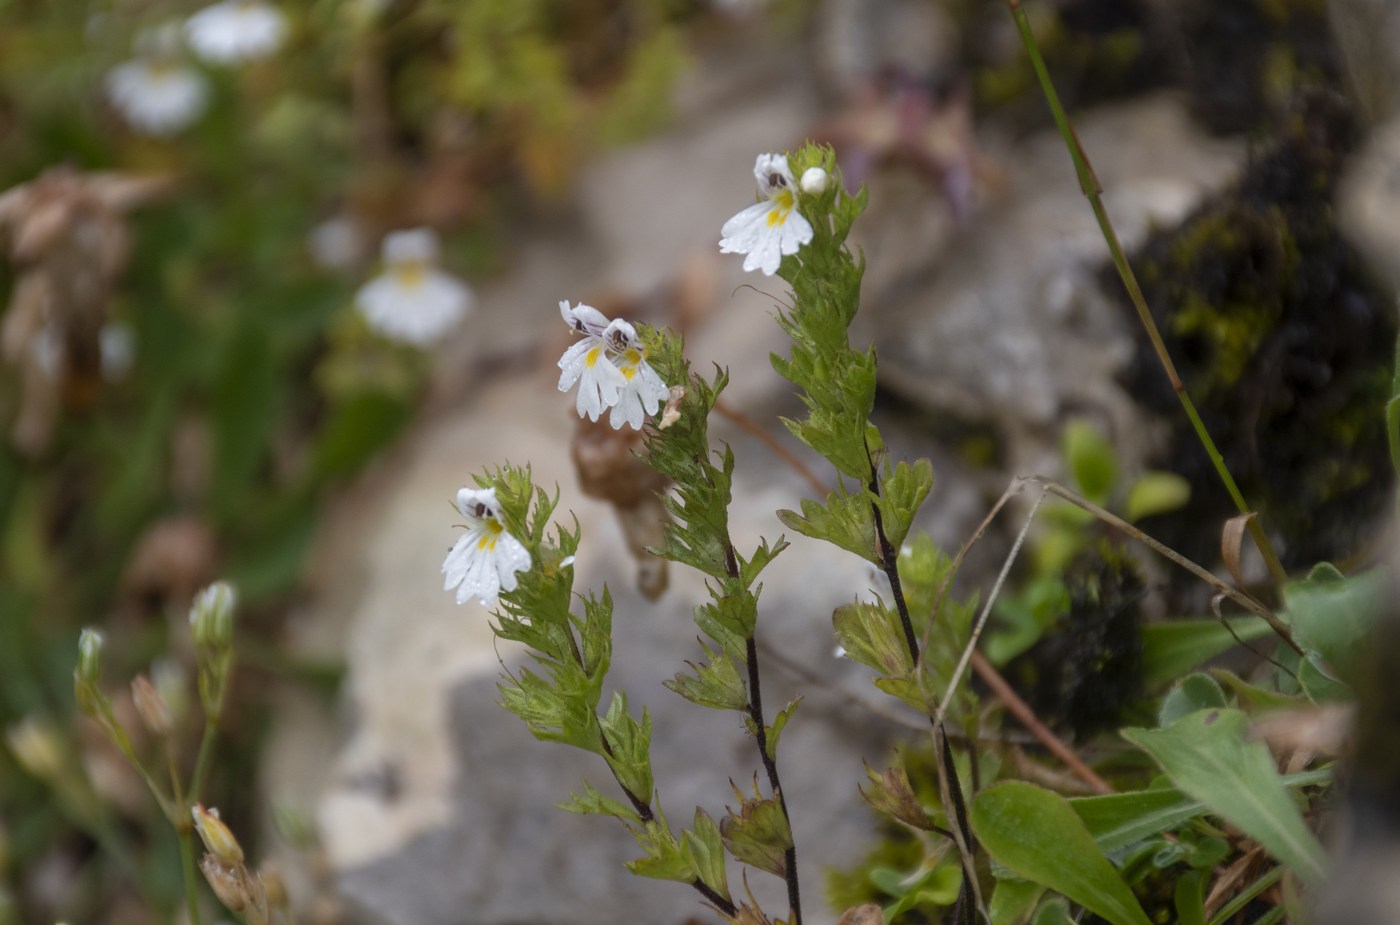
[105,59,209,136]
[185,0,287,64]
[354,229,473,346]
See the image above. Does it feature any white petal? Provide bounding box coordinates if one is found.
[493,534,532,593]
[557,339,596,390]
[186,0,287,64]
[382,228,439,264]
[560,300,611,337]
[719,200,776,248]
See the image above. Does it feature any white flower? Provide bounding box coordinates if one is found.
[442,487,531,607]
[719,153,814,276]
[610,326,671,431]
[355,229,473,346]
[185,0,287,64]
[557,300,625,422]
[105,59,209,136]
[556,301,668,430]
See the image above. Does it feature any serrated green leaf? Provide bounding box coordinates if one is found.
[1123,709,1328,887]
[627,818,696,883]
[720,780,792,879]
[764,697,801,762]
[599,693,653,804]
[1124,470,1190,521]
[876,458,933,551]
[665,641,748,711]
[682,809,731,903]
[972,782,1152,925]
[559,781,640,823]
[777,485,877,564]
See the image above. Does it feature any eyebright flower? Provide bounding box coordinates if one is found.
[557,300,669,430]
[105,58,209,136]
[185,0,287,64]
[719,153,814,276]
[355,229,473,346]
[442,487,531,607]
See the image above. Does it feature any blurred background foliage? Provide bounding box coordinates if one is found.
[0,1,718,920]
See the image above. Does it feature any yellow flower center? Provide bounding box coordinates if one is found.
[477,519,503,551]
[767,188,794,228]
[620,347,644,381]
[393,260,427,288]
[585,344,603,368]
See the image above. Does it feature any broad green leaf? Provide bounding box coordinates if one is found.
[1124,470,1191,521]
[1283,563,1385,683]
[1158,673,1226,727]
[1064,419,1119,504]
[880,863,962,920]
[1123,709,1328,887]
[1211,669,1306,711]
[1173,870,1207,925]
[1069,786,1202,853]
[1070,769,1332,855]
[1032,899,1074,925]
[990,878,1045,925]
[972,782,1152,925]
[1140,618,1275,690]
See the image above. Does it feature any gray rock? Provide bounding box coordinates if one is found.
[1339,117,1400,291]
[866,94,1245,475]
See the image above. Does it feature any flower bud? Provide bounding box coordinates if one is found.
[199,854,247,912]
[150,658,190,726]
[193,804,244,863]
[131,675,173,737]
[76,628,104,686]
[189,581,237,649]
[799,166,829,195]
[260,861,289,910]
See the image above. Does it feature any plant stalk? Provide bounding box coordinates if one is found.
[1005,0,1288,587]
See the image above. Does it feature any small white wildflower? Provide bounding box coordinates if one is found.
[442,487,531,607]
[558,555,576,568]
[719,153,814,276]
[105,59,209,136]
[557,301,668,430]
[605,321,670,431]
[799,166,829,195]
[185,0,287,64]
[354,229,473,346]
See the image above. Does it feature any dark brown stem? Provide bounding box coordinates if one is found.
[731,543,802,925]
[693,878,738,917]
[868,467,920,661]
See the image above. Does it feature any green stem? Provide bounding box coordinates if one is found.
[178,824,203,925]
[1006,0,1288,587]
[167,742,203,925]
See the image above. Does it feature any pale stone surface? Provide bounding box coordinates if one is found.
[865,94,1245,476]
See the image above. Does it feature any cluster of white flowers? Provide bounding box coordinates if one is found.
[444,152,824,608]
[354,228,474,346]
[556,300,669,431]
[105,1,286,137]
